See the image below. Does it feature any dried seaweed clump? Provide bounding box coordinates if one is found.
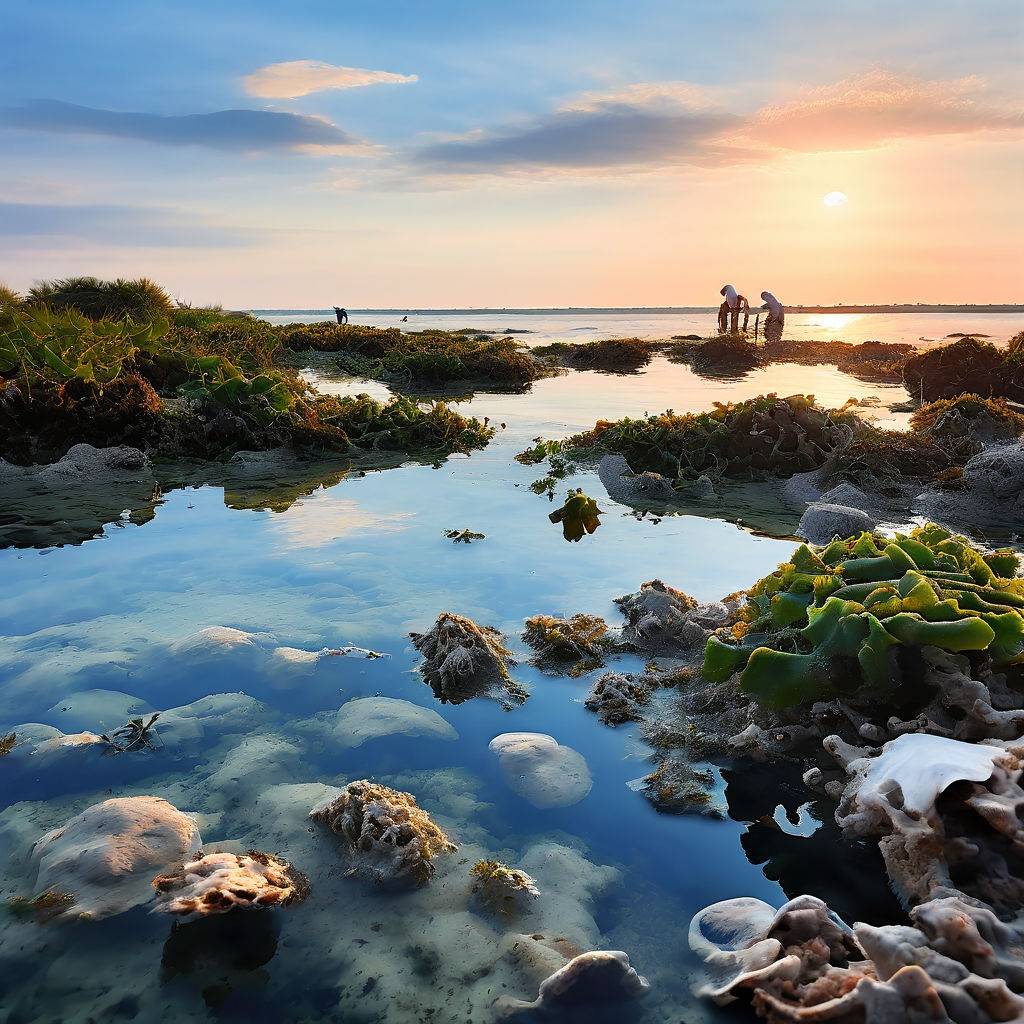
[689,892,1024,1022]
[153,850,310,920]
[702,524,1024,711]
[522,613,619,675]
[911,392,1024,446]
[0,732,15,757]
[903,336,1024,403]
[470,859,540,911]
[410,612,524,705]
[309,780,456,886]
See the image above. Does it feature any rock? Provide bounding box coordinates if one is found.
[0,724,104,765]
[33,444,149,485]
[489,733,592,809]
[470,859,540,912]
[796,502,876,543]
[638,756,723,817]
[816,481,877,514]
[332,696,458,748]
[152,850,310,920]
[410,613,523,704]
[522,614,618,675]
[30,796,202,919]
[615,579,731,650]
[309,780,457,885]
[500,950,649,1019]
[597,453,678,504]
[584,672,651,725]
[167,625,269,657]
[961,442,1024,499]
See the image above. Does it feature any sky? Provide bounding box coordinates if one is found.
[1,0,1022,307]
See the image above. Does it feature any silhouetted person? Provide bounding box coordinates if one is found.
[333,306,348,324]
[401,315,408,322]
[718,284,750,334]
[760,291,785,344]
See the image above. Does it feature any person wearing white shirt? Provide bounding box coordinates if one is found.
[759,291,784,343]
[718,284,750,334]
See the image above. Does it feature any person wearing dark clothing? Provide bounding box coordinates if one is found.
[333,306,349,324]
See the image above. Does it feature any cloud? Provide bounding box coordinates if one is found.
[0,201,257,248]
[742,70,1024,152]
[244,60,417,99]
[0,100,358,152]
[413,81,744,175]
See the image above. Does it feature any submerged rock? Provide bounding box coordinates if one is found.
[30,796,202,919]
[639,756,723,817]
[796,502,876,543]
[470,859,540,912]
[489,733,592,809]
[153,850,309,920]
[584,672,651,725]
[598,453,678,504]
[309,780,457,885]
[29,444,150,485]
[410,612,525,704]
[499,950,649,1020]
[331,696,458,748]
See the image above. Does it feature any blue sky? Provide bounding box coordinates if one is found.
[2,1,1021,306]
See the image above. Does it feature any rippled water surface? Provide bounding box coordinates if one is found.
[0,358,920,1022]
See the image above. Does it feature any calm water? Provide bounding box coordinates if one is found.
[259,309,1024,348]
[0,357,928,1022]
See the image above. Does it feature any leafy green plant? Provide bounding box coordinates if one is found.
[0,306,168,388]
[178,355,296,423]
[549,489,603,542]
[702,525,1024,708]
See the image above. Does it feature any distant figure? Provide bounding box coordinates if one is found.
[333,306,349,324]
[760,291,785,344]
[401,315,408,322]
[718,284,750,334]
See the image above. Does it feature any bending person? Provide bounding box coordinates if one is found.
[333,306,349,324]
[759,291,784,343]
[718,284,750,334]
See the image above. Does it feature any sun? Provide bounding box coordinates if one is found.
[823,191,849,207]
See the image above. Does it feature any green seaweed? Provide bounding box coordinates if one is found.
[702,524,1024,708]
[548,489,602,542]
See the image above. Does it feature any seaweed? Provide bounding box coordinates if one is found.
[548,489,602,542]
[522,613,619,674]
[903,337,1024,402]
[531,337,655,373]
[444,529,484,544]
[0,732,15,757]
[701,525,1024,709]
[100,713,162,754]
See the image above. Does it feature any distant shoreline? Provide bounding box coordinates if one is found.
[251,305,1024,316]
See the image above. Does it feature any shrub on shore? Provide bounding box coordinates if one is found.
[27,276,174,323]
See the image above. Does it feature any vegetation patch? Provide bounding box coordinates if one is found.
[532,337,655,373]
[280,321,551,392]
[702,525,1024,710]
[903,336,1024,402]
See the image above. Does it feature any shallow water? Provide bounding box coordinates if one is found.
[260,309,1024,348]
[0,359,929,1022]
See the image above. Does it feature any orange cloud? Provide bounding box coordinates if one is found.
[742,70,1023,152]
[244,60,417,99]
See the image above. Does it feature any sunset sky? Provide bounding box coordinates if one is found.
[2,0,1021,307]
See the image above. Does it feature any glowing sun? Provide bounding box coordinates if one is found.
[823,191,849,207]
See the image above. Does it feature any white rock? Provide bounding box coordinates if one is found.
[488,733,592,809]
[30,796,202,919]
[332,696,458,749]
[797,502,876,544]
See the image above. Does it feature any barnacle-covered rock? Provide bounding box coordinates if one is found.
[827,732,1024,911]
[638,756,723,817]
[153,850,309,920]
[616,579,733,651]
[29,796,202,919]
[584,672,651,725]
[309,780,456,886]
[410,612,525,704]
[522,613,619,675]
[470,859,540,912]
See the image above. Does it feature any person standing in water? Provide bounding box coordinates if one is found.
[333,306,349,324]
[718,284,750,334]
[759,291,784,343]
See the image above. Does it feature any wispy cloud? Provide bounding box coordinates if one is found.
[244,60,417,99]
[742,70,1024,152]
[0,100,358,153]
[0,201,257,248]
[413,82,743,176]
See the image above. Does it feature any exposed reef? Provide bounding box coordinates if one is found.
[309,780,457,886]
[522,613,620,675]
[410,612,526,705]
